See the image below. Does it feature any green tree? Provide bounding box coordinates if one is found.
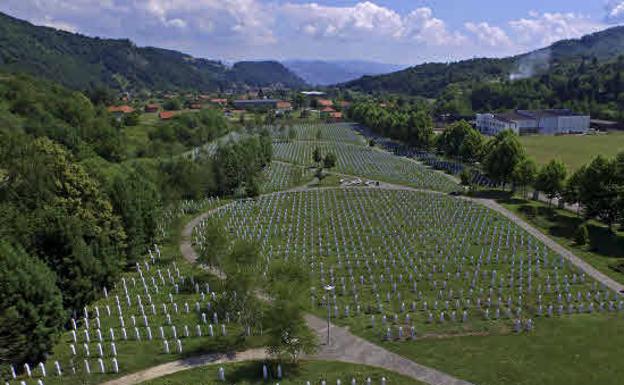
[576,156,621,231]
[513,158,538,198]
[535,159,568,206]
[323,153,337,169]
[198,219,229,267]
[265,262,317,364]
[574,223,589,246]
[0,138,126,310]
[313,147,322,164]
[483,130,526,189]
[0,242,64,368]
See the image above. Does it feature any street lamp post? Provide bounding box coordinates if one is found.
[324,285,334,345]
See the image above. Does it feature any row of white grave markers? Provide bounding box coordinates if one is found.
[215,364,389,385]
[30,241,258,383]
[204,189,621,336]
[7,358,119,381]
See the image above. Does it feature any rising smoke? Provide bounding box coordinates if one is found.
[509,48,551,81]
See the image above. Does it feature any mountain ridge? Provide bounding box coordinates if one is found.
[0,11,306,92]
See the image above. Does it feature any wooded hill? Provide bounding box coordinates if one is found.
[342,25,624,98]
[0,12,306,92]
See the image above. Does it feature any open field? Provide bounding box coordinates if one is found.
[520,132,624,170]
[142,361,427,385]
[383,313,624,385]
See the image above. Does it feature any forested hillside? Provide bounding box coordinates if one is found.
[0,12,305,92]
[0,72,272,370]
[343,25,624,120]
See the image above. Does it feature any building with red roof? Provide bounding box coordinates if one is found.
[317,99,333,107]
[159,111,176,120]
[107,105,135,114]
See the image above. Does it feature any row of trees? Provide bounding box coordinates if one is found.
[350,100,624,232]
[349,102,434,149]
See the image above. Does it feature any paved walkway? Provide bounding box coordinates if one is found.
[307,314,473,385]
[100,349,267,385]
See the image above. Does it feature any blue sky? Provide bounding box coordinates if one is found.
[1,1,623,64]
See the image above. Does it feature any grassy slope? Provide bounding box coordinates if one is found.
[520,132,624,170]
[142,360,426,385]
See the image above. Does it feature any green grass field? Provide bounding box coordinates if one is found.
[520,132,624,170]
[382,313,624,385]
[141,360,426,385]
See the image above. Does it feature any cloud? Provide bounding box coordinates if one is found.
[606,1,624,23]
[280,2,465,46]
[464,22,512,47]
[509,11,604,47]
[403,8,467,45]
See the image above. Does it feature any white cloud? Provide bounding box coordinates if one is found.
[280,2,465,46]
[280,2,404,40]
[464,22,512,47]
[509,11,604,47]
[606,1,624,23]
[403,7,466,45]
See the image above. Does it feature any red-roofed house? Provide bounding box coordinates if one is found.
[107,105,135,114]
[159,111,176,120]
[189,103,202,110]
[317,99,333,107]
[321,106,336,113]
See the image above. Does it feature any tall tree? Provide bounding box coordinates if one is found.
[483,130,525,188]
[513,158,538,198]
[0,242,64,368]
[535,159,568,206]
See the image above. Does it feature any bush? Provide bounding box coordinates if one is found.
[574,223,589,246]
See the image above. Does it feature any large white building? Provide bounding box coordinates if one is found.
[476,109,590,135]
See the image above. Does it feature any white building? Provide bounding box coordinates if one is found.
[476,109,590,135]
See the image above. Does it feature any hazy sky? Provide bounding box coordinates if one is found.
[2,1,624,64]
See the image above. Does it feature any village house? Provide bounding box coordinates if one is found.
[159,111,176,120]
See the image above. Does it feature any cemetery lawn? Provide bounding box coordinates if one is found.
[381,313,624,385]
[140,360,427,385]
[499,196,624,286]
[519,132,624,171]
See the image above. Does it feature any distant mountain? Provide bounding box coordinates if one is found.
[283,60,404,86]
[0,12,306,91]
[343,25,624,97]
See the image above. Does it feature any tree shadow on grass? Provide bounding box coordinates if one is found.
[515,202,624,270]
